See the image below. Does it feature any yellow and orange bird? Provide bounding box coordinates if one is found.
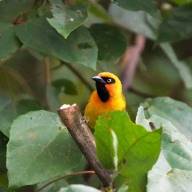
[84,72,126,128]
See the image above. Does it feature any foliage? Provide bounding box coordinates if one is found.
[137,97,192,191]
[95,112,161,192]
[0,0,192,192]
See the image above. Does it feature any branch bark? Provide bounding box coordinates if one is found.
[120,35,146,90]
[57,104,112,188]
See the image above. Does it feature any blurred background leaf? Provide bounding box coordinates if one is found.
[0,23,20,60]
[16,18,98,69]
[47,0,87,39]
[113,0,159,16]
[158,6,192,42]
[0,0,35,23]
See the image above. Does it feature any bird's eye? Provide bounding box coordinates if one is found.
[107,78,112,83]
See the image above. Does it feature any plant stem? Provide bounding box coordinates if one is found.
[54,61,93,92]
[120,35,146,90]
[36,170,95,192]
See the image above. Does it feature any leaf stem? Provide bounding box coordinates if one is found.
[35,170,95,192]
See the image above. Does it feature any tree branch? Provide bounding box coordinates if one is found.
[61,61,93,92]
[57,104,112,188]
[120,35,146,90]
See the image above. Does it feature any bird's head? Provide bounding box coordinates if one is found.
[92,72,123,102]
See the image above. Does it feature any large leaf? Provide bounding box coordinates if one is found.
[137,97,192,191]
[95,111,161,192]
[16,18,98,69]
[58,185,100,192]
[109,4,159,39]
[0,22,20,60]
[148,152,192,192]
[47,0,87,38]
[160,43,192,89]
[158,6,192,42]
[142,97,192,140]
[7,110,84,187]
[114,0,158,16]
[0,0,35,22]
[90,24,127,61]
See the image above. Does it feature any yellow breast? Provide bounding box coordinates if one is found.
[84,91,126,128]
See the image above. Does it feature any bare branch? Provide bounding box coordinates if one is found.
[57,104,112,188]
[120,35,146,90]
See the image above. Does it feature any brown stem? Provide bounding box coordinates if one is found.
[43,57,51,109]
[60,61,93,92]
[129,87,155,98]
[120,35,146,90]
[35,170,95,192]
[57,104,112,187]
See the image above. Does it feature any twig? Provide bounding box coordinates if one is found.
[57,104,112,188]
[120,35,146,90]
[42,57,51,109]
[129,87,155,98]
[35,170,95,192]
[60,61,93,92]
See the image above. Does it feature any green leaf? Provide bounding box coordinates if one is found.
[47,0,87,39]
[142,97,192,140]
[89,24,127,61]
[148,166,192,192]
[117,185,129,192]
[114,0,158,16]
[95,111,161,192]
[160,43,192,88]
[7,110,84,187]
[16,18,98,69]
[109,4,159,39]
[0,22,20,60]
[58,184,100,192]
[0,0,35,22]
[137,98,192,191]
[158,6,192,42]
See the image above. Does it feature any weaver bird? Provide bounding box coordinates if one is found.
[84,72,126,128]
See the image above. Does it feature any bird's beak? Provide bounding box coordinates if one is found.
[92,76,106,84]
